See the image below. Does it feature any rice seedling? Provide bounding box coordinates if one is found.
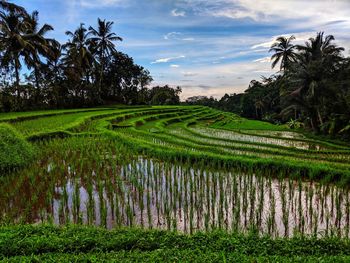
[0,105,350,241]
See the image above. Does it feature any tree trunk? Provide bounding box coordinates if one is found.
[14,58,20,99]
[34,66,40,90]
[34,66,40,105]
[99,53,104,102]
[310,115,319,132]
[317,107,323,126]
[310,117,315,131]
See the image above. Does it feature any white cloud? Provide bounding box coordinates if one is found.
[164,32,182,40]
[171,8,186,17]
[182,37,195,41]
[251,31,315,49]
[151,55,185,64]
[179,85,243,100]
[251,40,275,50]
[182,71,198,77]
[185,0,350,27]
[211,7,260,21]
[153,59,276,100]
[164,32,194,41]
[36,0,350,101]
[80,0,125,8]
[170,64,180,68]
[253,57,270,63]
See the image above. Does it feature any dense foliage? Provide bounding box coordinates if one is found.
[2,106,350,183]
[186,33,350,139]
[2,2,350,261]
[1,106,350,260]
[1,225,350,262]
[0,123,34,171]
[0,2,181,111]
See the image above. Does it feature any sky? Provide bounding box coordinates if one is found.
[15,0,350,100]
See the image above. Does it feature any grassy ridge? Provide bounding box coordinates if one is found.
[0,107,115,122]
[0,225,350,262]
[96,107,350,184]
[1,107,350,260]
[1,225,350,262]
[0,123,35,172]
[110,129,350,185]
[1,105,350,183]
[5,252,350,262]
[212,115,288,131]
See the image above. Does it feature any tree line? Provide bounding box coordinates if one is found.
[2,2,349,138]
[0,1,181,111]
[187,32,350,138]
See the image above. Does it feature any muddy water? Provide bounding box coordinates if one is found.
[193,127,331,151]
[239,130,306,139]
[1,158,349,237]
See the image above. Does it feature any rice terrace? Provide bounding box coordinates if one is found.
[1,0,350,262]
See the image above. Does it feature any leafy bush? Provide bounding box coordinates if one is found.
[1,225,350,261]
[287,119,303,129]
[0,123,35,172]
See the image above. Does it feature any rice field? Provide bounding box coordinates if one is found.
[1,105,350,240]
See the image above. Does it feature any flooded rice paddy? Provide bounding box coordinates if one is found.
[1,156,349,237]
[193,127,331,151]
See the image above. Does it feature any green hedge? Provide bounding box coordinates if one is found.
[0,123,35,172]
[1,225,350,262]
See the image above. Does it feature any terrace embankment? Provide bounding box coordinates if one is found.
[0,106,350,238]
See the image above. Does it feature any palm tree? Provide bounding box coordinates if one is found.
[0,8,30,98]
[0,4,58,104]
[24,11,57,91]
[63,24,95,99]
[286,32,344,131]
[296,32,344,66]
[89,18,122,98]
[43,42,64,107]
[269,35,296,71]
[63,24,94,80]
[0,1,26,14]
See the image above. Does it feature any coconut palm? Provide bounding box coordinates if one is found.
[0,4,57,103]
[63,23,95,82]
[23,11,57,90]
[0,8,31,98]
[62,24,96,101]
[89,18,122,97]
[269,35,296,71]
[0,0,26,14]
[296,32,344,67]
[286,32,344,131]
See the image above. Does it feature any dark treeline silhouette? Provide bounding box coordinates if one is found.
[187,33,350,138]
[0,1,181,111]
[2,2,349,138]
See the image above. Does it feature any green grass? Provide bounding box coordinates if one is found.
[211,115,288,131]
[1,225,350,262]
[0,123,35,172]
[1,106,350,260]
[1,105,349,182]
[100,108,350,183]
[0,107,115,122]
[12,109,122,136]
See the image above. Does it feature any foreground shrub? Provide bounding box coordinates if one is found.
[1,225,350,262]
[0,123,35,172]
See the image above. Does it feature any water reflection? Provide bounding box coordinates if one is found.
[1,158,349,237]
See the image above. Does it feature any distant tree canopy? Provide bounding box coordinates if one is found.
[148,85,182,105]
[0,2,181,111]
[188,33,350,139]
[185,94,243,115]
